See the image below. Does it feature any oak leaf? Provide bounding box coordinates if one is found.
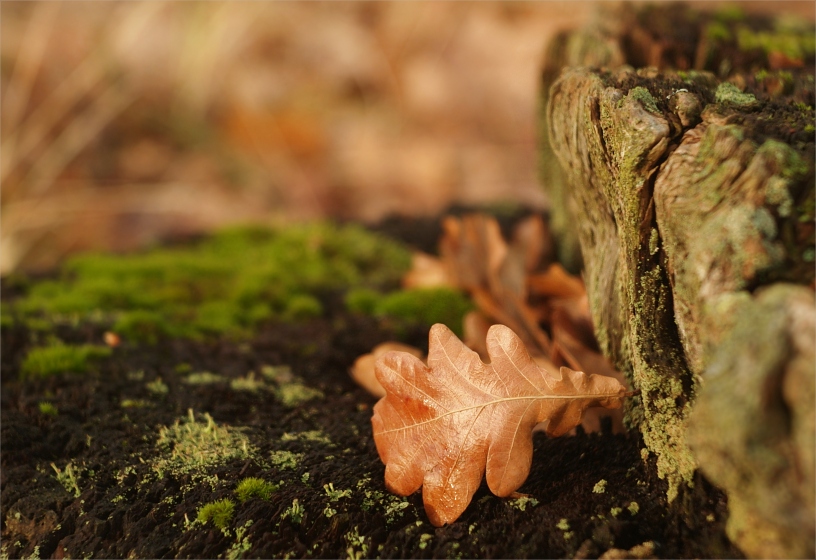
[350,341,424,398]
[372,323,627,526]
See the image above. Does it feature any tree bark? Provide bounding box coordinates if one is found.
[542,4,815,558]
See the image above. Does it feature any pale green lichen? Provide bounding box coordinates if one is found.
[625,87,661,115]
[593,479,607,494]
[51,462,82,498]
[275,382,323,407]
[649,228,659,256]
[598,87,698,502]
[120,398,153,409]
[146,378,169,395]
[226,520,253,560]
[715,82,758,108]
[269,450,303,470]
[556,518,570,531]
[153,409,255,477]
[508,495,539,511]
[281,499,304,525]
[418,534,433,550]
[229,371,266,393]
[324,482,352,502]
[280,430,332,446]
[345,526,370,560]
[183,371,226,385]
[628,501,640,515]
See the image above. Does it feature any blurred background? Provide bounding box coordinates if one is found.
[1,1,812,274]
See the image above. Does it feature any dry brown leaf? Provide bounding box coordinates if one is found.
[402,251,453,289]
[439,214,552,356]
[462,310,492,359]
[548,297,627,434]
[528,262,586,300]
[372,323,627,526]
[351,342,424,398]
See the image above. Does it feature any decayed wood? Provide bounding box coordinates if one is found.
[542,4,815,556]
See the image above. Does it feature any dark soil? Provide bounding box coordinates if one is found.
[1,216,743,559]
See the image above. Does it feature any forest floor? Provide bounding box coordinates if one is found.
[0,216,743,560]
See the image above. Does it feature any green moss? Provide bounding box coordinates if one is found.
[347,287,473,335]
[12,222,412,342]
[344,288,380,315]
[21,344,112,379]
[592,479,607,494]
[714,4,745,22]
[736,23,816,61]
[628,501,640,515]
[705,21,732,42]
[197,499,235,529]
[234,477,277,502]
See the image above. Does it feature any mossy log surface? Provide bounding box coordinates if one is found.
[544,5,815,557]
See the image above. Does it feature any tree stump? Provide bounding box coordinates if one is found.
[542,4,815,558]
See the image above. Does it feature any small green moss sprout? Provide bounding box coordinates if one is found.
[235,477,277,502]
[197,499,235,529]
[38,401,58,416]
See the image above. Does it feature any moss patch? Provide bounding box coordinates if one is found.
[21,344,112,379]
[11,222,411,342]
[197,499,235,529]
[234,478,277,502]
[346,286,473,335]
